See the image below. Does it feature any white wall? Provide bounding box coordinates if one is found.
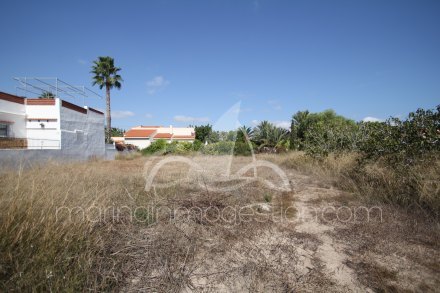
[123,126,194,149]
[0,99,27,138]
[60,106,105,158]
[25,100,61,149]
[1,95,108,162]
[156,126,195,136]
[124,138,151,149]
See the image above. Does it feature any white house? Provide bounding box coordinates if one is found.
[123,125,195,149]
[0,91,105,156]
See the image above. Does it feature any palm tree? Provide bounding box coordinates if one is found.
[253,121,289,149]
[253,121,272,145]
[91,56,123,142]
[39,91,55,99]
[236,125,254,142]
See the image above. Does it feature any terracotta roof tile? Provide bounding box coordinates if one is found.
[27,99,56,105]
[0,92,25,104]
[154,133,173,139]
[125,129,156,138]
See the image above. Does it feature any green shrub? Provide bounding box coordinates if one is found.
[165,141,193,155]
[234,141,255,156]
[141,140,202,156]
[201,141,235,155]
[357,106,440,166]
[304,122,359,158]
[141,139,167,155]
[192,139,203,151]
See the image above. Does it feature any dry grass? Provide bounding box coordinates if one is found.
[0,159,148,291]
[0,155,296,291]
[0,152,439,291]
[273,152,440,215]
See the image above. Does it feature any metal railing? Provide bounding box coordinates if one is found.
[0,138,61,150]
[27,138,61,150]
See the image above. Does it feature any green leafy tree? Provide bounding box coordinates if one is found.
[194,124,212,143]
[290,109,358,154]
[110,127,125,137]
[91,56,123,143]
[358,106,440,165]
[208,131,220,143]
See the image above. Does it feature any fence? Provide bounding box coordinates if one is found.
[27,138,61,150]
[0,138,61,150]
[0,138,27,149]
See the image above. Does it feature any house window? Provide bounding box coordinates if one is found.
[0,123,8,137]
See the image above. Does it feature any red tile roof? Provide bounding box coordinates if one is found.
[154,133,173,139]
[124,129,156,138]
[88,107,104,115]
[61,100,87,114]
[0,92,25,104]
[27,99,56,105]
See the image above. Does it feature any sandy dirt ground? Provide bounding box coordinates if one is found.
[118,156,439,292]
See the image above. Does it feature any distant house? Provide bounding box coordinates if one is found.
[123,125,195,149]
[0,91,105,156]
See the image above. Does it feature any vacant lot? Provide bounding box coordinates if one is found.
[0,153,439,292]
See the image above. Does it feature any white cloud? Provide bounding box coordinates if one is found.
[274,120,291,129]
[363,116,383,123]
[251,119,260,126]
[112,110,135,119]
[173,115,210,123]
[268,99,282,110]
[145,113,153,119]
[147,76,170,95]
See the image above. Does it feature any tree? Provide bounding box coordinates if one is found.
[358,105,440,165]
[290,110,310,149]
[39,91,55,99]
[253,120,272,145]
[110,127,125,137]
[91,56,123,143]
[253,121,289,150]
[236,125,253,143]
[194,124,212,143]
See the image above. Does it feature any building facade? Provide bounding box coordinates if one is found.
[123,125,195,149]
[0,91,105,157]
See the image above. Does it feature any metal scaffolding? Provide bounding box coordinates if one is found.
[13,77,103,106]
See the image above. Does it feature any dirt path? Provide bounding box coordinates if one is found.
[292,182,369,292]
[120,158,438,292]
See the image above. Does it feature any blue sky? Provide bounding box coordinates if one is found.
[1,0,439,130]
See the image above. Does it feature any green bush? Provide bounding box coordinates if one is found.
[164,141,195,155]
[357,106,440,166]
[201,141,235,155]
[192,139,203,151]
[234,141,255,156]
[304,122,359,158]
[141,139,167,155]
[141,140,203,156]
